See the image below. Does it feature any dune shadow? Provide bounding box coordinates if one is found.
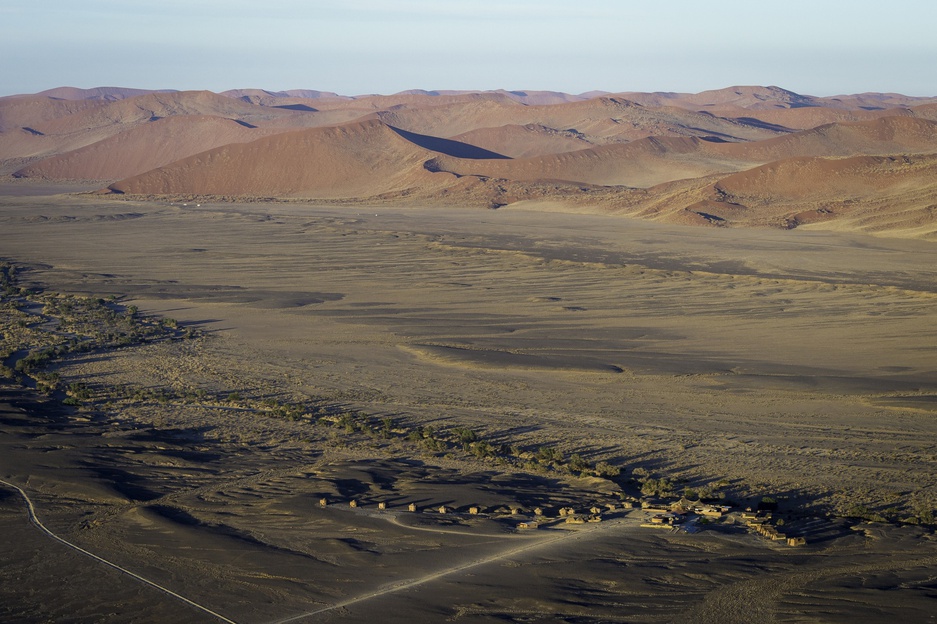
[389,126,511,160]
[733,116,795,133]
[272,104,318,112]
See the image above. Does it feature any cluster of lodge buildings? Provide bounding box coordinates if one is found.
[641,498,731,516]
[318,496,635,529]
[319,494,807,546]
[639,497,721,527]
[637,498,806,547]
[742,510,806,547]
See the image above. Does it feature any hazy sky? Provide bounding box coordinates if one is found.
[3,0,935,96]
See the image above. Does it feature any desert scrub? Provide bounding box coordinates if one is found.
[0,261,191,385]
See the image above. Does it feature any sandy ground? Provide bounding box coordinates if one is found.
[1,185,937,622]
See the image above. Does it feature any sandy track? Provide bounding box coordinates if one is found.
[0,478,240,624]
[270,518,629,623]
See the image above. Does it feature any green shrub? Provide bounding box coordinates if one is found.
[594,461,620,478]
[568,453,590,473]
[641,477,674,497]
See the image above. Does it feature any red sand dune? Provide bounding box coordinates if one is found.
[29,90,283,136]
[107,119,459,198]
[713,154,937,203]
[103,113,937,207]
[909,103,937,122]
[711,106,916,132]
[0,95,105,133]
[0,90,374,173]
[428,116,937,188]
[612,85,822,110]
[379,96,783,144]
[607,86,937,132]
[621,153,937,237]
[13,116,286,182]
[452,124,596,158]
[0,96,116,168]
[429,136,735,188]
[717,116,937,161]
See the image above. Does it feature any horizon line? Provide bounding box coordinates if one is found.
[4,84,937,100]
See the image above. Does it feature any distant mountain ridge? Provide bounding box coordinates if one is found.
[32,86,180,101]
[10,85,937,110]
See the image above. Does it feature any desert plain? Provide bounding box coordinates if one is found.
[1,86,937,622]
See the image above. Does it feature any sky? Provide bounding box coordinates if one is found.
[2,0,936,97]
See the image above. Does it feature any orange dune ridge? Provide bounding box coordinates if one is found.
[106,119,467,198]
